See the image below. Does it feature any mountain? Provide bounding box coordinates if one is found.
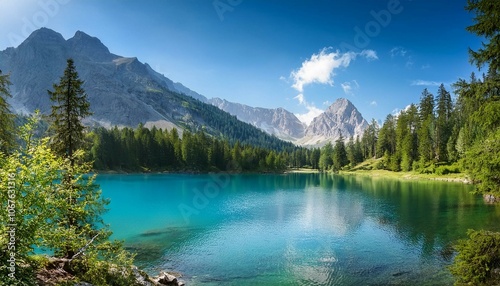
[208,97,305,141]
[296,98,368,147]
[0,28,293,150]
[208,97,369,147]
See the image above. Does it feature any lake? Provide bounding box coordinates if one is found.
[97,173,500,285]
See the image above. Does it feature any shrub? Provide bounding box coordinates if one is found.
[449,229,500,285]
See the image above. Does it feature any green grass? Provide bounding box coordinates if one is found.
[341,160,470,183]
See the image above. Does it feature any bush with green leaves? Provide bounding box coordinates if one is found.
[450,229,500,285]
[1,114,136,285]
[0,114,61,284]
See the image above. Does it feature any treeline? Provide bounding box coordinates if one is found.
[316,77,498,181]
[143,80,296,152]
[87,125,320,172]
[175,94,296,151]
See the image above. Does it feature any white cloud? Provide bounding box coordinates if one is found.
[341,83,352,95]
[405,56,414,68]
[294,93,305,105]
[390,46,414,68]
[370,101,377,106]
[411,80,441,86]
[341,80,359,96]
[390,46,407,58]
[361,50,378,60]
[322,100,331,106]
[295,104,324,126]
[421,64,431,69]
[290,48,377,92]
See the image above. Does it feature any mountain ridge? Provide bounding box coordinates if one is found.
[209,97,306,141]
[0,28,368,148]
[0,28,292,151]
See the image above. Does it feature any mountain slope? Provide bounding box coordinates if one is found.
[297,98,368,146]
[0,28,292,150]
[209,97,305,141]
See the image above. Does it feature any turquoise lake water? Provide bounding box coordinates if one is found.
[97,173,500,285]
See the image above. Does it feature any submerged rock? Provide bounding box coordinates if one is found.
[484,194,500,204]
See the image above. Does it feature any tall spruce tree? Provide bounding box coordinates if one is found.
[436,84,453,162]
[48,59,102,259]
[0,71,14,153]
[48,59,92,163]
[417,88,435,163]
[377,114,397,156]
[332,134,348,172]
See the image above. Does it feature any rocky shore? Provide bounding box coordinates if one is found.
[36,258,185,286]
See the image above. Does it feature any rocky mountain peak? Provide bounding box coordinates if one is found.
[327,97,351,112]
[19,27,65,48]
[297,98,368,146]
[68,30,114,62]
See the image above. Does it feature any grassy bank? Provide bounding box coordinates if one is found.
[340,169,470,184]
[339,158,471,184]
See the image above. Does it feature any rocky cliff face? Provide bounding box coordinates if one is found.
[297,98,368,146]
[0,28,206,128]
[209,97,368,146]
[209,98,305,141]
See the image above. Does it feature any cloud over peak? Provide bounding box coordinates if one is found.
[290,48,377,92]
[289,48,377,125]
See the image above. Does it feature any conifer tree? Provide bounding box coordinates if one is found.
[0,70,14,153]
[436,84,453,162]
[48,59,92,163]
[332,134,348,172]
[377,114,397,157]
[319,142,334,171]
[48,59,106,259]
[417,88,436,164]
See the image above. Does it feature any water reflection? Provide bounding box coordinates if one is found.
[98,173,500,285]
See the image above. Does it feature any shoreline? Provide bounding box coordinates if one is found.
[95,168,470,184]
[340,169,471,184]
[93,168,473,184]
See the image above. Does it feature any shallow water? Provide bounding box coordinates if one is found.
[97,173,500,285]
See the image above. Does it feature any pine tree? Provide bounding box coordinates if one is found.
[332,134,348,171]
[417,88,436,164]
[48,59,92,163]
[362,119,379,159]
[466,0,500,76]
[396,105,419,171]
[435,84,453,162]
[377,114,397,156]
[319,142,334,171]
[347,136,356,167]
[419,88,435,121]
[0,70,14,153]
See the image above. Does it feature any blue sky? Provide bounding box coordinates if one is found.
[0,0,481,124]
